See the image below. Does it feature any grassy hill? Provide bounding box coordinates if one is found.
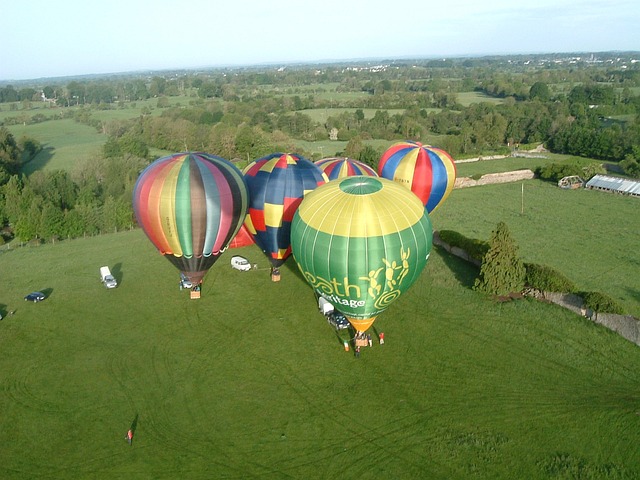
[1,229,639,479]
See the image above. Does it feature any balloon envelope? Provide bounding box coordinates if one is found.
[133,152,249,284]
[291,176,433,332]
[243,153,328,267]
[228,224,255,249]
[314,157,378,180]
[378,141,456,213]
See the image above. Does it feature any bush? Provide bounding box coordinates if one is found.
[535,162,584,183]
[438,230,489,262]
[474,222,526,296]
[524,262,577,293]
[579,291,625,315]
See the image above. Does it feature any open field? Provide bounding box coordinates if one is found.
[456,92,506,107]
[293,139,406,159]
[8,119,105,174]
[253,83,370,103]
[297,108,408,123]
[1,228,639,479]
[0,103,60,123]
[432,179,640,318]
[453,153,594,178]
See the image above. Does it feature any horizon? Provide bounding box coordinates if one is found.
[2,50,639,85]
[2,0,638,83]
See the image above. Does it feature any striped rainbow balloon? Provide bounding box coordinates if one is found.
[378,141,456,213]
[132,152,248,284]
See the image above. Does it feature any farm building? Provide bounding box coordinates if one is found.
[585,174,640,197]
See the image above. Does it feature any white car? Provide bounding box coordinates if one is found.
[100,266,118,288]
[231,255,252,271]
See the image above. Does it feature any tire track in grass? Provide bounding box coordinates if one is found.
[2,362,70,414]
[137,323,290,478]
[236,353,449,478]
[360,308,640,475]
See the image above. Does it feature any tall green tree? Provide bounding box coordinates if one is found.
[474,222,525,296]
[529,82,551,101]
[0,127,21,183]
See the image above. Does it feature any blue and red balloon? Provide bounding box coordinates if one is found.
[243,153,328,268]
[315,157,377,180]
[378,141,456,213]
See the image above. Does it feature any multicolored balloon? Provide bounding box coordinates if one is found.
[291,176,433,332]
[378,141,456,213]
[314,157,378,180]
[132,152,249,284]
[243,153,328,268]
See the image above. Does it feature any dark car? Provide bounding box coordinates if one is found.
[24,292,46,302]
[180,273,193,289]
[327,311,350,330]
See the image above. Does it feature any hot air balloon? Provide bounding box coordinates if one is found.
[291,176,433,333]
[314,157,378,180]
[228,224,255,249]
[132,152,249,286]
[378,141,456,213]
[243,153,328,277]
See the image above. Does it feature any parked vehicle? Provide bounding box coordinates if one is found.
[327,311,350,330]
[24,292,46,302]
[100,266,118,288]
[180,273,193,289]
[231,255,252,272]
[318,296,335,316]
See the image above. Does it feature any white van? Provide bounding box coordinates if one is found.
[100,266,118,288]
[231,255,252,272]
[318,296,334,316]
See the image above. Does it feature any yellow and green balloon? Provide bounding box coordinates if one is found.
[291,176,433,332]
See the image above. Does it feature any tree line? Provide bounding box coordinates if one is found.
[1,53,639,244]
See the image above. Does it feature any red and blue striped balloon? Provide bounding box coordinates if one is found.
[314,157,378,180]
[243,153,328,268]
[378,141,456,213]
[132,152,248,284]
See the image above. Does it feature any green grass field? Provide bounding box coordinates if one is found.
[297,108,408,123]
[454,153,596,178]
[8,119,105,174]
[432,179,640,318]
[456,92,506,107]
[1,223,639,478]
[293,139,406,159]
[3,94,201,175]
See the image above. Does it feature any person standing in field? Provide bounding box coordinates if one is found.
[125,429,133,445]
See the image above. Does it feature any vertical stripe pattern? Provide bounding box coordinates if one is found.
[378,141,456,213]
[133,152,248,283]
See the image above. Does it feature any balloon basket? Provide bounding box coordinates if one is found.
[270,267,281,282]
[355,338,368,347]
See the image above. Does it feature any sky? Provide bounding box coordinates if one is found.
[1,0,639,81]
